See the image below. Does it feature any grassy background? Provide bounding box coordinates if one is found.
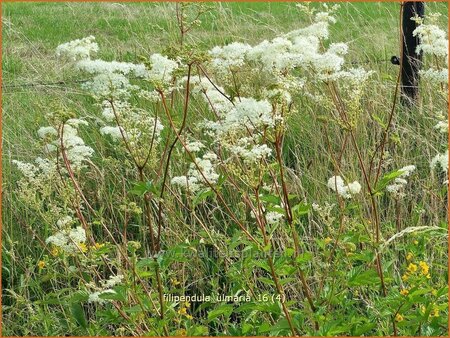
[2,2,448,336]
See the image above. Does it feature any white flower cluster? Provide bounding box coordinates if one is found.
[189,77,233,115]
[208,8,372,83]
[99,100,164,151]
[265,210,284,225]
[87,274,124,304]
[200,97,276,164]
[434,120,448,134]
[60,123,94,169]
[56,36,99,61]
[209,42,252,72]
[13,157,56,182]
[430,150,448,185]
[386,165,416,197]
[327,176,361,199]
[45,220,87,254]
[413,18,449,84]
[171,152,219,192]
[146,53,179,84]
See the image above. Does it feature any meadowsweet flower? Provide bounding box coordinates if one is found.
[430,150,448,176]
[76,59,147,77]
[56,36,99,61]
[83,72,137,99]
[100,126,125,141]
[172,152,219,192]
[101,274,124,288]
[37,126,58,139]
[209,42,252,72]
[266,211,284,225]
[434,120,448,133]
[46,226,87,254]
[327,176,361,199]
[88,289,116,304]
[413,23,448,58]
[146,53,179,84]
[185,140,205,152]
[386,165,416,197]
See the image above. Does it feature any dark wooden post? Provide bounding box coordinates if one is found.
[400,1,425,105]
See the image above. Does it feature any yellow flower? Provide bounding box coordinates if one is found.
[419,261,429,275]
[50,246,59,257]
[93,242,105,250]
[37,260,45,269]
[184,301,191,308]
[78,243,88,253]
[400,289,409,296]
[178,307,187,315]
[426,274,431,279]
[171,278,181,286]
[406,252,413,261]
[431,308,440,317]
[175,328,187,336]
[432,289,437,296]
[407,263,418,274]
[413,240,419,245]
[402,274,409,282]
[324,237,332,245]
[185,314,193,320]
[395,314,404,322]
[420,305,426,314]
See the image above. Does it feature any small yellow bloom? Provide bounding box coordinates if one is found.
[37,260,45,269]
[93,242,105,250]
[185,314,193,320]
[50,247,59,256]
[420,305,426,314]
[175,328,187,336]
[426,273,431,279]
[431,308,440,317]
[78,243,88,253]
[407,263,418,274]
[400,289,409,296]
[171,278,181,286]
[419,261,429,275]
[324,237,332,245]
[413,240,419,245]
[178,307,187,315]
[402,274,409,282]
[395,313,404,322]
[432,289,437,296]
[184,301,191,308]
[406,252,413,261]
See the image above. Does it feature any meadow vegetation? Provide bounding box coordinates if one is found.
[2,2,449,336]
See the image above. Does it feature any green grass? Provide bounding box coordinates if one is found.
[2,2,448,336]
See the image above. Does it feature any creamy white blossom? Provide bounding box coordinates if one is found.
[56,36,98,61]
[327,176,361,199]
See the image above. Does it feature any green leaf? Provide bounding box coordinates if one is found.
[70,302,87,330]
[348,268,380,287]
[130,181,158,196]
[259,194,281,205]
[292,203,310,218]
[193,188,214,206]
[375,169,405,194]
[207,304,234,321]
[295,252,313,264]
